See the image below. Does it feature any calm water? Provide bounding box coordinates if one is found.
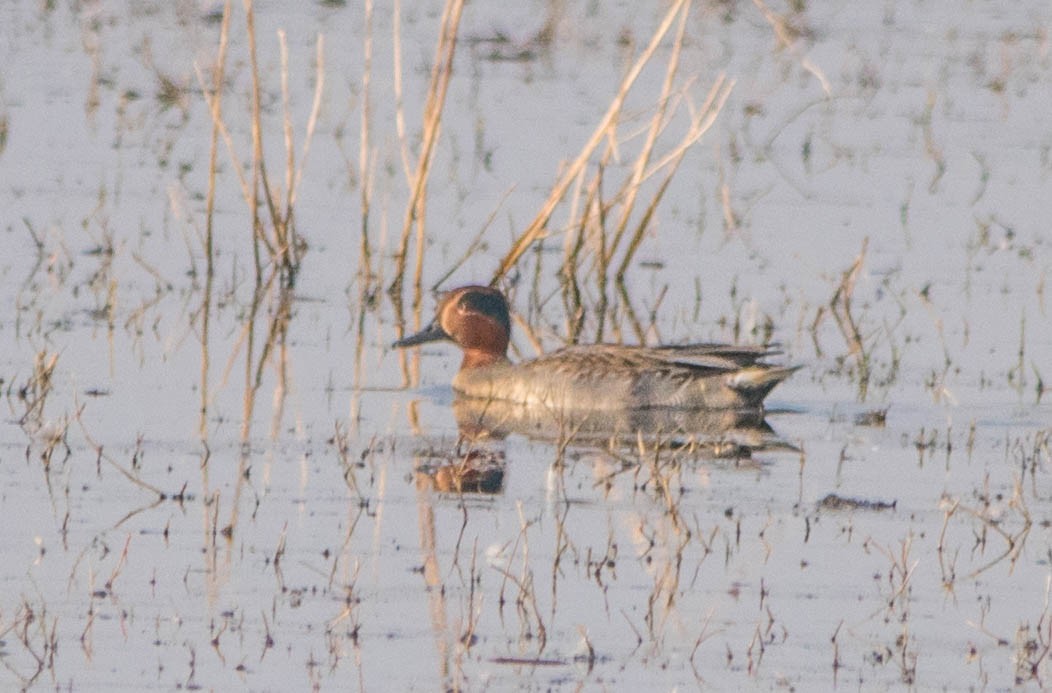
[1,0,1050,689]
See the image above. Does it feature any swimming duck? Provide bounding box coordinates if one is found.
[394,285,797,411]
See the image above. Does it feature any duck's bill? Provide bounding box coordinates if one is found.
[392,321,450,348]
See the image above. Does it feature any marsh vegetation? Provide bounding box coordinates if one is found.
[1,0,1050,689]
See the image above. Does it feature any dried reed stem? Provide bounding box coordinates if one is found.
[200,0,232,440]
[830,237,869,396]
[75,408,165,498]
[193,65,251,210]
[615,75,733,281]
[194,1,324,285]
[286,34,325,239]
[607,2,689,256]
[244,0,273,278]
[359,0,375,284]
[390,0,465,297]
[491,0,690,282]
[392,0,411,186]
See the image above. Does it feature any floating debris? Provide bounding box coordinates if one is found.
[818,493,897,512]
[854,408,888,427]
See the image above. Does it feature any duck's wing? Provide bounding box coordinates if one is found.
[529,344,744,377]
[650,343,781,368]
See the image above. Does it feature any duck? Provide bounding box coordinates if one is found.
[393,285,797,411]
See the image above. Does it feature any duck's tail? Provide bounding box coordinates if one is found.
[729,365,801,405]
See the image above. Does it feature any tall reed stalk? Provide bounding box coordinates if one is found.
[489,0,732,346]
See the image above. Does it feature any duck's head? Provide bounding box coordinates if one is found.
[393,285,511,368]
